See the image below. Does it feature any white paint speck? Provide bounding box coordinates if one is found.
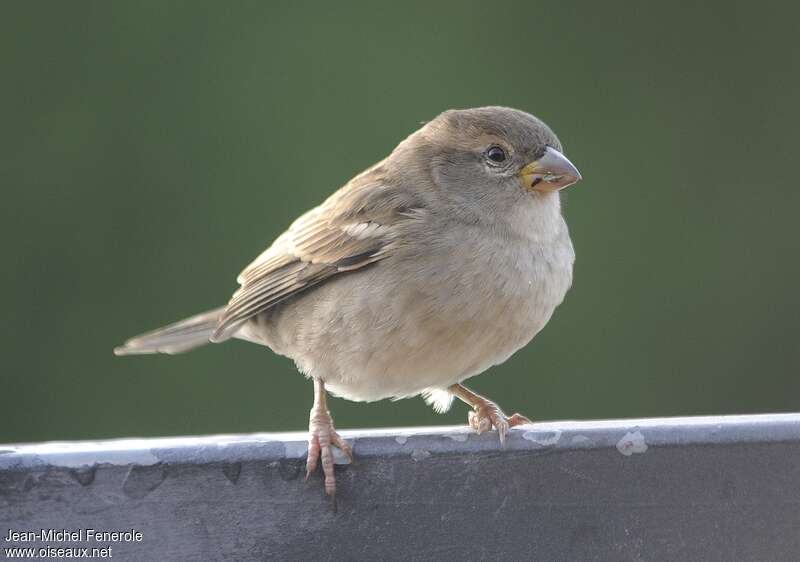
[522,429,562,446]
[571,435,590,444]
[395,435,408,445]
[411,449,431,461]
[616,430,648,456]
[332,447,352,465]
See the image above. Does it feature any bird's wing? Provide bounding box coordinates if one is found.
[212,168,418,341]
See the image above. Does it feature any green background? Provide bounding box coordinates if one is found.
[3,2,798,444]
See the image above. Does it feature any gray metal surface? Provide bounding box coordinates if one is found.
[2,414,800,561]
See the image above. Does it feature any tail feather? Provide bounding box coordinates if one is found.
[114,307,225,356]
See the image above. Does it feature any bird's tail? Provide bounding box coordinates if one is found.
[114,307,225,356]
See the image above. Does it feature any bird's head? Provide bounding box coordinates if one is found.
[410,106,581,199]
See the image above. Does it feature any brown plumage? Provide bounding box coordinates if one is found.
[115,106,582,504]
[211,166,423,341]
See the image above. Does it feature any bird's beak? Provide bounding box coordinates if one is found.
[518,147,582,192]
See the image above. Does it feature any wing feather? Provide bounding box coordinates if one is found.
[212,166,421,341]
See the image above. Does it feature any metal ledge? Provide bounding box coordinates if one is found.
[2,414,800,561]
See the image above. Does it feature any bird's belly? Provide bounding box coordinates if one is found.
[250,233,573,403]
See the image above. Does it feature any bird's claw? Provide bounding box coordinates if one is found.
[468,404,532,447]
[305,407,352,507]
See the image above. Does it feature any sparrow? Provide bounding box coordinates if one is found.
[115,106,582,503]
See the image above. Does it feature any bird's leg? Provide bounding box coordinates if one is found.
[305,378,353,507]
[448,383,532,447]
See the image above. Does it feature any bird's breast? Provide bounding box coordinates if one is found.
[348,208,576,396]
[254,200,575,403]
[428,217,574,348]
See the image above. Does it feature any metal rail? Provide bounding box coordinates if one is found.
[2,414,799,561]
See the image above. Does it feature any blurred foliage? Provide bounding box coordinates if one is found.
[2,2,799,443]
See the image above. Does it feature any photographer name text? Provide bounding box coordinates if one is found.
[4,528,143,543]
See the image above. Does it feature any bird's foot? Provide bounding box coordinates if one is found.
[305,404,353,508]
[468,402,532,447]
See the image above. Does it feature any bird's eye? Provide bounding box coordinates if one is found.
[486,146,507,163]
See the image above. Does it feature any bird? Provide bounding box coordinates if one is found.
[115,106,582,503]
